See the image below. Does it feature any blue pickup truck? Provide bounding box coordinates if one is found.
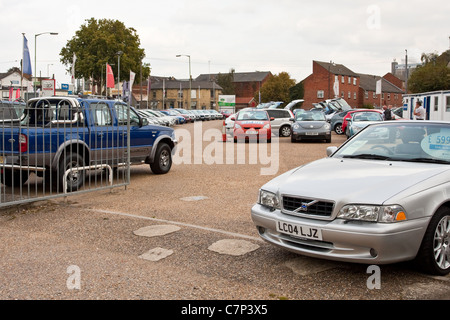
[0,96,177,192]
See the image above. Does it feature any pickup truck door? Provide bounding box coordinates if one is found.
[113,103,154,163]
[85,101,118,165]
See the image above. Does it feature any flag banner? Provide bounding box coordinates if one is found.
[376,79,382,95]
[71,54,77,84]
[130,71,136,88]
[147,76,151,92]
[106,64,115,88]
[22,35,32,75]
[16,88,21,99]
[9,87,13,101]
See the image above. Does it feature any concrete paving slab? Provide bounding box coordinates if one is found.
[208,239,260,256]
[139,247,174,262]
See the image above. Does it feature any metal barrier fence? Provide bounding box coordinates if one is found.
[0,98,130,208]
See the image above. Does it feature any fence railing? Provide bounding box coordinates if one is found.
[0,99,130,208]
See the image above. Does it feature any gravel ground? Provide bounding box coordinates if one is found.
[0,120,449,302]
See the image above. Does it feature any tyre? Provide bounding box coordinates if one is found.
[59,153,85,192]
[415,207,450,275]
[0,169,28,187]
[150,143,172,174]
[279,125,292,137]
[334,124,343,135]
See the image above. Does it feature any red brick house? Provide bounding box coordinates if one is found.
[302,60,404,109]
[303,61,360,108]
[358,73,404,108]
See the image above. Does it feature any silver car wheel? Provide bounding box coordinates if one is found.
[434,215,450,270]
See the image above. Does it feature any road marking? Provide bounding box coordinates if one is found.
[88,208,263,242]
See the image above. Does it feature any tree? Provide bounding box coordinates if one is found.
[60,18,150,94]
[289,81,304,101]
[217,68,236,95]
[254,72,296,106]
[408,50,450,93]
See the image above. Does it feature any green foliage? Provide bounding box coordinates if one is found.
[217,69,236,95]
[289,81,304,101]
[255,72,296,106]
[408,50,450,93]
[60,18,150,89]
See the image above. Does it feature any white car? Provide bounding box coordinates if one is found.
[252,121,450,275]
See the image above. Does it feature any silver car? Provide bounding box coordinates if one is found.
[252,121,450,275]
[291,110,331,143]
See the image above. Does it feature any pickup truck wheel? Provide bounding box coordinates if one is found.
[150,143,172,174]
[0,169,28,187]
[59,153,85,192]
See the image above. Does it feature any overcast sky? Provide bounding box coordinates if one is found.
[1,0,449,87]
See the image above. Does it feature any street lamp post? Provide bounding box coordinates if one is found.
[34,32,58,95]
[176,54,191,109]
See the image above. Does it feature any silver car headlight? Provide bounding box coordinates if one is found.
[338,204,407,223]
[263,123,270,129]
[293,123,300,130]
[258,190,280,210]
[324,123,331,130]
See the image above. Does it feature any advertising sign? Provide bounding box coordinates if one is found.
[41,79,55,97]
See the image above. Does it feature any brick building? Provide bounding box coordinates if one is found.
[146,77,223,110]
[302,60,404,109]
[196,71,272,110]
[358,73,404,108]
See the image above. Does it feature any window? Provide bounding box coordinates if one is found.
[354,92,357,100]
[317,90,324,98]
[434,97,439,111]
[348,91,351,99]
[341,91,344,98]
[114,103,140,126]
[365,91,368,99]
[387,93,391,100]
[341,76,345,83]
[353,78,357,85]
[446,96,450,112]
[348,77,351,84]
[373,92,377,99]
[90,102,112,126]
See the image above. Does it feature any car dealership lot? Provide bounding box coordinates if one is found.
[0,120,449,300]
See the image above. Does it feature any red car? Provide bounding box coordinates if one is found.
[341,109,383,134]
[232,109,272,142]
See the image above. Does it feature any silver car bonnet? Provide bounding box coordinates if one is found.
[266,157,450,205]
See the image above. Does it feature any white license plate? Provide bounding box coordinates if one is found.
[276,221,323,240]
[305,132,319,136]
[246,130,257,135]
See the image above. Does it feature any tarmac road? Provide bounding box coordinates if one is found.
[0,120,449,302]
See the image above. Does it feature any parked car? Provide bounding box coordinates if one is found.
[345,110,384,138]
[341,109,382,135]
[0,97,177,191]
[330,109,355,135]
[252,120,450,275]
[161,109,186,124]
[290,110,331,143]
[232,109,272,143]
[138,110,166,126]
[174,108,196,122]
[261,108,294,137]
